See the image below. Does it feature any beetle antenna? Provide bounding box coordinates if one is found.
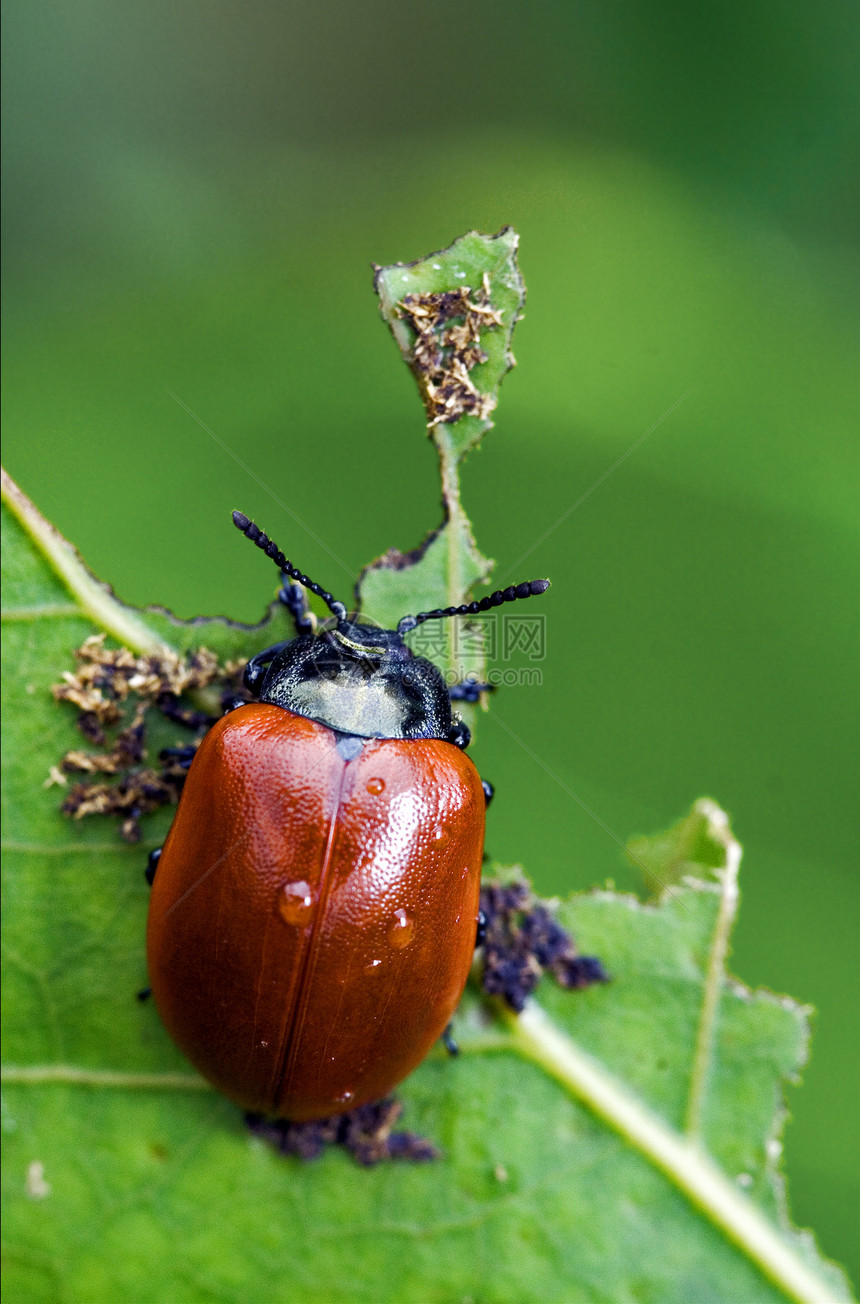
[232,511,348,621]
[397,579,550,635]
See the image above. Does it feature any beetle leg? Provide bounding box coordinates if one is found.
[441,1024,460,1057]
[221,693,248,714]
[448,680,495,704]
[448,719,471,750]
[475,908,488,949]
[278,577,316,636]
[481,779,494,806]
[145,847,162,886]
[243,642,291,696]
[136,987,152,1002]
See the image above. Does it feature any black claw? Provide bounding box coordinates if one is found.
[136,987,152,1002]
[145,847,162,886]
[243,662,266,695]
[221,694,247,714]
[278,579,315,635]
[448,720,471,750]
[441,1025,459,1057]
[243,642,290,697]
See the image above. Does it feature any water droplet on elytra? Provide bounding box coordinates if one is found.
[433,826,448,844]
[366,777,385,795]
[336,1089,355,1105]
[278,879,314,925]
[387,908,415,949]
[364,958,383,974]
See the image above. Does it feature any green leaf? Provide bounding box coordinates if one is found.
[627,801,735,898]
[373,226,524,461]
[359,229,525,691]
[1,471,851,1303]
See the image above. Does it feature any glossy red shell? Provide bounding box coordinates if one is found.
[145,703,485,1121]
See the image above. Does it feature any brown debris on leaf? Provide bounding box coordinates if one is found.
[479,880,609,1013]
[52,633,248,841]
[53,635,223,715]
[245,1097,439,1166]
[397,273,505,428]
[61,768,181,844]
[61,703,148,774]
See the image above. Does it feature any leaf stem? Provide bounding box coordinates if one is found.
[684,798,742,1139]
[505,1003,842,1304]
[1,467,165,654]
[439,444,463,612]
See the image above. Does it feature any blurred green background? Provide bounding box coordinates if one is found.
[3,0,858,1285]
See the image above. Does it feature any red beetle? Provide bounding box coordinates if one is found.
[145,512,549,1122]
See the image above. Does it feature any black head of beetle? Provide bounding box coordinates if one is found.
[232,510,549,747]
[248,621,454,743]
